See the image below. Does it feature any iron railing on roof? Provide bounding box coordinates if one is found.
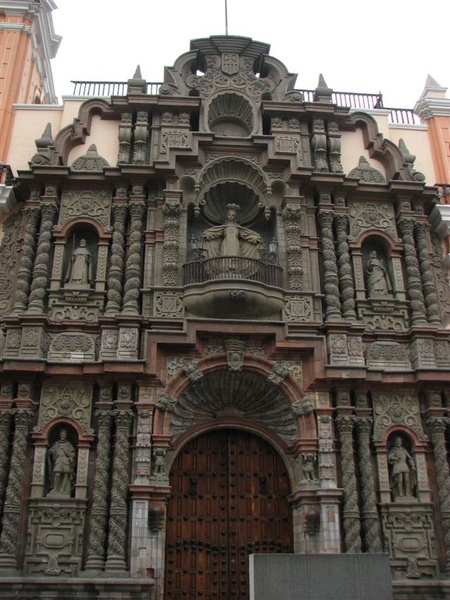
[71,81,161,96]
[70,81,421,125]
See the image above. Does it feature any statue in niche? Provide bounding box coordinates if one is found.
[201,203,264,259]
[47,428,76,497]
[388,436,416,500]
[65,239,93,287]
[366,251,391,298]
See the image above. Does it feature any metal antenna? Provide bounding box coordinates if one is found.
[225,0,229,35]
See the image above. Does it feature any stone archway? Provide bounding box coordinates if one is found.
[165,428,293,600]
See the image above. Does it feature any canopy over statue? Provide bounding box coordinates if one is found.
[201,203,264,259]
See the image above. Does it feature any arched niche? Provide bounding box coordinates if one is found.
[62,224,98,290]
[361,235,395,300]
[205,91,256,136]
[45,423,78,498]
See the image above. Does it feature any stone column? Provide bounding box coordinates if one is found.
[335,414,362,552]
[162,194,181,287]
[13,205,40,313]
[282,201,303,290]
[85,411,113,572]
[117,113,133,164]
[0,409,34,571]
[122,198,146,314]
[0,410,12,516]
[105,202,128,315]
[133,111,149,164]
[105,410,133,572]
[335,212,356,320]
[397,217,427,326]
[415,222,440,325]
[355,417,382,552]
[27,201,57,314]
[318,209,341,320]
[426,417,450,576]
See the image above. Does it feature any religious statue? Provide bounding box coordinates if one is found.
[65,238,93,287]
[366,250,391,298]
[201,204,264,259]
[47,428,76,497]
[388,436,416,499]
[301,453,317,482]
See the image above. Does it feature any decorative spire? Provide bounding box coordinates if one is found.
[30,123,56,166]
[314,74,333,102]
[127,65,147,95]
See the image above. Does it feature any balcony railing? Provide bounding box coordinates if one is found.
[183,257,283,288]
[70,81,421,125]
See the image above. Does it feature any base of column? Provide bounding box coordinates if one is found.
[104,556,127,573]
[0,555,18,575]
[84,556,106,574]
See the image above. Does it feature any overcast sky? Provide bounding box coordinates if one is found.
[51,0,448,110]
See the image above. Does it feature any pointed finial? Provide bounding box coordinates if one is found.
[127,65,147,95]
[314,74,333,103]
[35,123,53,149]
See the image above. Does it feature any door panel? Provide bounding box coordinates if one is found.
[165,430,292,599]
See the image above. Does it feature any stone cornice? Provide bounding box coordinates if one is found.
[415,97,450,120]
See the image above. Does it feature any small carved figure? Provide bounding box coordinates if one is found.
[366,251,391,298]
[388,436,416,499]
[301,453,317,482]
[201,204,264,259]
[65,239,93,287]
[47,429,76,496]
[153,448,166,476]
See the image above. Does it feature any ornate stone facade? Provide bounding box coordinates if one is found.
[0,34,449,600]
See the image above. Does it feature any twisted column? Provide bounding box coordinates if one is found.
[85,411,113,572]
[27,203,57,313]
[122,202,145,314]
[318,210,341,320]
[355,417,382,552]
[397,217,427,326]
[335,213,356,320]
[336,414,362,552]
[415,222,440,325]
[105,410,133,571]
[0,409,34,568]
[13,206,40,312]
[105,204,127,315]
[426,417,450,577]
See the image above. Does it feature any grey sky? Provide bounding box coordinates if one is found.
[51,0,448,109]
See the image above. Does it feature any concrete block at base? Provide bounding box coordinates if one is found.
[249,553,393,600]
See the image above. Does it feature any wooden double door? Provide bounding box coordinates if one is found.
[165,429,293,599]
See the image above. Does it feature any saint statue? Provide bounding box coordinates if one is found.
[47,428,76,497]
[201,204,264,259]
[366,250,391,298]
[65,239,93,287]
[388,436,416,499]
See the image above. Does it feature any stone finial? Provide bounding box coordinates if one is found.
[314,74,333,102]
[30,123,57,166]
[35,123,53,149]
[127,65,147,95]
[398,139,425,182]
[71,144,110,172]
[348,156,385,183]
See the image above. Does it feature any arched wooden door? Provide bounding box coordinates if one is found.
[165,429,293,599]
